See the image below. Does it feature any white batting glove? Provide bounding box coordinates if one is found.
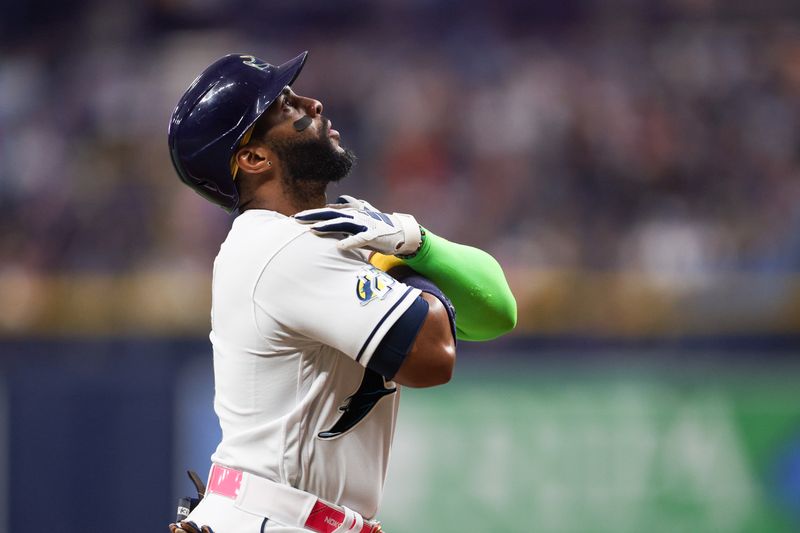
[322,194,379,211]
[294,196,422,255]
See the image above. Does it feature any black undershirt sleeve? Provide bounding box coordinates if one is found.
[367,296,428,379]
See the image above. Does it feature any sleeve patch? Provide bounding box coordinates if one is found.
[356,265,396,305]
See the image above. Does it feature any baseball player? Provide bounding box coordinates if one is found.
[167,51,516,533]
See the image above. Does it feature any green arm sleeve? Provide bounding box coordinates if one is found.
[401,229,517,341]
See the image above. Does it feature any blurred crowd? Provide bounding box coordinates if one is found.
[2,0,800,280]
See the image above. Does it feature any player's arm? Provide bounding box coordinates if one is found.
[253,226,456,387]
[392,292,455,387]
[371,269,457,387]
[294,197,517,341]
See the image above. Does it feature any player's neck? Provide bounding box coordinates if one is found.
[239,177,326,216]
[278,173,328,215]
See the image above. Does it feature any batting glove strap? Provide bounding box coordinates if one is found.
[391,213,423,255]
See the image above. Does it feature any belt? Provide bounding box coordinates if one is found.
[206,464,383,533]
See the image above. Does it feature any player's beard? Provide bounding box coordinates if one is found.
[268,126,357,206]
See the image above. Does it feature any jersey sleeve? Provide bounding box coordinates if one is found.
[253,230,423,368]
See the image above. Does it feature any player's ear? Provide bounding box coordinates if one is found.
[235,144,276,175]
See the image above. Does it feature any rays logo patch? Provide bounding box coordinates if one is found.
[356,266,395,305]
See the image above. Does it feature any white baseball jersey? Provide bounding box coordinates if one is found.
[208,209,422,520]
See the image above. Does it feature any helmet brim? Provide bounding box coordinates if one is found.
[277,51,308,88]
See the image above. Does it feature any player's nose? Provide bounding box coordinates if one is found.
[298,95,323,117]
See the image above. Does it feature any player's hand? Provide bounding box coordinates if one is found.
[294,196,422,256]
[169,521,214,533]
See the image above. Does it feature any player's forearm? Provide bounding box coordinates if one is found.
[400,229,516,341]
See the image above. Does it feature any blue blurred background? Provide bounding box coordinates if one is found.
[1,0,800,532]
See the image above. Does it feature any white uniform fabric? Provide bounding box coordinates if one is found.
[188,209,421,531]
[185,493,304,533]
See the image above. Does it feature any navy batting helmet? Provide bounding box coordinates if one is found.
[168,51,308,212]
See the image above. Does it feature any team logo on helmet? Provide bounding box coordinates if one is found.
[356,266,395,305]
[240,55,271,72]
